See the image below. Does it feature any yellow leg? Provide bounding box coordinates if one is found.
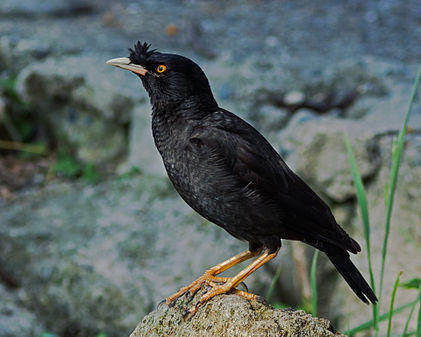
[186,248,279,317]
[166,248,262,305]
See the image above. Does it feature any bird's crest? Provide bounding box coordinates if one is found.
[129,41,159,65]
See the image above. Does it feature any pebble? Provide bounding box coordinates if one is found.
[284,91,305,105]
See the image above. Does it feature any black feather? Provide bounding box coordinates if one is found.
[323,243,377,304]
[129,41,159,65]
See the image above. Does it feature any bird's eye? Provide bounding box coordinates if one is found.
[157,65,167,73]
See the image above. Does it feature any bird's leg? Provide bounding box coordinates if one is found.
[186,248,279,318]
[165,248,262,305]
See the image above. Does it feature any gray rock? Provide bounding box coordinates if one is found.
[279,88,421,203]
[122,103,167,177]
[0,175,287,336]
[16,55,146,164]
[284,91,305,105]
[131,287,346,337]
[250,104,290,133]
[0,0,94,17]
[0,284,44,337]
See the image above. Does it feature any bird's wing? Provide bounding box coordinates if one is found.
[190,109,360,253]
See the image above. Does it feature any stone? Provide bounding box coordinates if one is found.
[16,55,146,164]
[0,175,283,336]
[0,0,94,17]
[0,284,44,337]
[122,103,167,177]
[131,288,346,337]
[280,98,421,203]
[284,91,305,105]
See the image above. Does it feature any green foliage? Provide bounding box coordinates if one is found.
[265,263,282,302]
[344,133,378,330]
[387,272,402,337]
[417,287,421,337]
[345,300,417,336]
[95,333,107,337]
[310,250,319,317]
[0,139,47,155]
[401,278,421,290]
[49,152,100,183]
[402,299,418,337]
[82,163,100,184]
[50,153,81,178]
[39,333,59,337]
[0,76,34,142]
[118,166,142,181]
[272,302,289,310]
[0,76,20,103]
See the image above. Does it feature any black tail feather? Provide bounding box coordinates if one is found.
[323,244,377,304]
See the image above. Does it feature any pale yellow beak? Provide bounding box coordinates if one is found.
[106,57,148,76]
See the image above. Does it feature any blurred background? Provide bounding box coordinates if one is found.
[1,0,420,336]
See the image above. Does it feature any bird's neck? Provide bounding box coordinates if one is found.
[151,93,218,121]
[151,94,217,156]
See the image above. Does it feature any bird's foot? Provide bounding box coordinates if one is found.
[184,281,258,319]
[165,271,230,306]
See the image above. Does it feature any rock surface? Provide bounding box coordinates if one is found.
[0,175,284,336]
[16,55,145,164]
[131,288,346,337]
[0,284,44,337]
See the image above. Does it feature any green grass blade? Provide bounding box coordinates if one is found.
[345,300,417,336]
[379,63,421,302]
[310,250,319,316]
[402,297,418,337]
[417,286,421,337]
[344,133,378,330]
[387,272,402,337]
[404,331,417,337]
[266,263,282,301]
[0,140,47,154]
[343,135,372,260]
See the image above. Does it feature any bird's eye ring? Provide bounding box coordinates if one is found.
[157,65,167,73]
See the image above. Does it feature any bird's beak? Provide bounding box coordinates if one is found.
[106,57,148,76]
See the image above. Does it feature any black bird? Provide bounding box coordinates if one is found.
[107,42,377,316]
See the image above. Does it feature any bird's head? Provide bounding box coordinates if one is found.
[107,42,217,114]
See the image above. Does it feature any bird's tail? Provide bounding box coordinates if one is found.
[323,243,377,304]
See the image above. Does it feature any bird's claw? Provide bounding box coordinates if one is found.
[238,281,248,292]
[255,295,268,305]
[156,298,168,310]
[183,300,202,320]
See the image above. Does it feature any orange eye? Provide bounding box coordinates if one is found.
[157,65,167,73]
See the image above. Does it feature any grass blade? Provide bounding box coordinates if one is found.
[417,286,421,337]
[379,63,421,302]
[387,272,402,337]
[402,297,418,337]
[266,263,282,301]
[345,300,417,336]
[310,250,319,316]
[344,133,378,330]
[0,140,47,154]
